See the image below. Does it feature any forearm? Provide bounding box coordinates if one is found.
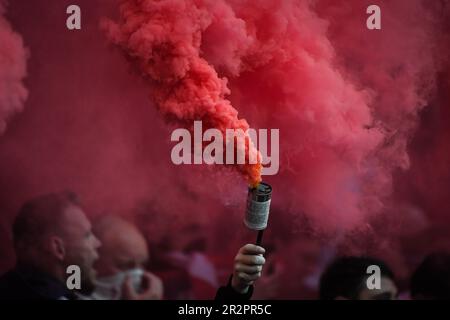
[215,276,254,301]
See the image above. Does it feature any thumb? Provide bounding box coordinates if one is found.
[121,275,137,300]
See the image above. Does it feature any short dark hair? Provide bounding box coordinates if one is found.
[319,256,395,300]
[410,252,450,299]
[13,191,80,251]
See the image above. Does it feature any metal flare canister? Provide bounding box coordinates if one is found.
[244,182,272,237]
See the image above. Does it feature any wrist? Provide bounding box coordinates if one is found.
[231,275,250,294]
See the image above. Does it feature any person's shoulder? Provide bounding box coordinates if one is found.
[0,269,19,288]
[0,269,43,300]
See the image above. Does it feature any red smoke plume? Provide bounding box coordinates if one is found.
[103,0,262,187]
[0,0,28,135]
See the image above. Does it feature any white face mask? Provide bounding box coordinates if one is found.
[92,268,144,300]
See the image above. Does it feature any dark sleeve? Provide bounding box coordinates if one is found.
[215,275,253,301]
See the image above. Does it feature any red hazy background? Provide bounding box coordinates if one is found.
[0,0,449,298]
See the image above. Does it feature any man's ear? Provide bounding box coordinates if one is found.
[49,236,66,261]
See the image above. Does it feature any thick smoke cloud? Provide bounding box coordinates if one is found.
[103,0,448,232]
[0,0,28,135]
[102,0,263,186]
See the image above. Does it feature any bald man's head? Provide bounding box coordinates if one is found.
[93,216,149,277]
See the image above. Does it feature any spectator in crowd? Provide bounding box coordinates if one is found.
[410,252,450,300]
[319,256,398,300]
[0,192,101,300]
[91,215,163,300]
[163,223,219,299]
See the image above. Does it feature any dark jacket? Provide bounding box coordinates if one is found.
[215,276,253,301]
[0,266,251,301]
[0,264,77,300]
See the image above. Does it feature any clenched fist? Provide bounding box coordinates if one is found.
[231,244,266,294]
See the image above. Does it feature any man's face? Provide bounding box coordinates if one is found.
[102,231,148,275]
[358,276,398,300]
[60,205,101,293]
